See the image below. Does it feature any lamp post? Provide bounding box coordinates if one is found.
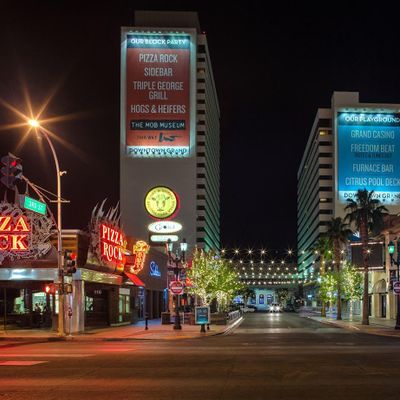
[166,238,187,330]
[28,119,66,336]
[388,240,400,330]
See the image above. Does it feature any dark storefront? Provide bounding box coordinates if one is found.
[136,247,168,319]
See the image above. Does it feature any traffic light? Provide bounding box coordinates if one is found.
[45,283,56,294]
[1,153,22,189]
[63,250,77,275]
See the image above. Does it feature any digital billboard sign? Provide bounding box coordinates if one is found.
[123,32,193,157]
[337,111,400,205]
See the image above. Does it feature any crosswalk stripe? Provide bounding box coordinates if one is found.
[0,361,48,366]
[0,353,94,358]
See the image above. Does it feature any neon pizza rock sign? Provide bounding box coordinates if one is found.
[100,223,126,271]
[0,215,30,251]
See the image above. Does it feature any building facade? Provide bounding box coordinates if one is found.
[120,11,220,253]
[298,91,400,318]
[297,108,334,288]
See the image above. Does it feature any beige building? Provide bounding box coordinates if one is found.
[298,91,400,320]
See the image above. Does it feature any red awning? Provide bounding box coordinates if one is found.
[124,272,146,287]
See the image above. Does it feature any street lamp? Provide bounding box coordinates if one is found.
[387,240,400,330]
[28,119,66,336]
[166,238,187,330]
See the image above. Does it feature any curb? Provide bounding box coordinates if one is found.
[219,316,244,336]
[308,315,400,338]
[0,319,243,342]
[307,316,361,332]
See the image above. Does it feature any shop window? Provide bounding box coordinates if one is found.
[13,290,25,314]
[32,292,46,314]
[86,296,94,312]
[118,294,130,323]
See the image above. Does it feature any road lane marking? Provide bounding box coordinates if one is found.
[0,354,94,358]
[0,361,48,366]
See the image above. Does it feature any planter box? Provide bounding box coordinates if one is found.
[211,313,228,325]
[161,312,171,325]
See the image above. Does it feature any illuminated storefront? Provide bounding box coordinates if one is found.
[0,200,168,332]
[0,200,58,329]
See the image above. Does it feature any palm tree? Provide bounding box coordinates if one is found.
[312,236,332,317]
[344,189,388,325]
[325,217,352,320]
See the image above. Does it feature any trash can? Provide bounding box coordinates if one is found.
[161,312,171,325]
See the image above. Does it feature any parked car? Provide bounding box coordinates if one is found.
[284,304,296,312]
[269,303,282,313]
[242,304,257,312]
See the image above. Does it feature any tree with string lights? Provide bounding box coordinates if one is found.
[312,236,332,317]
[325,217,352,321]
[341,262,363,320]
[319,272,337,313]
[187,248,243,312]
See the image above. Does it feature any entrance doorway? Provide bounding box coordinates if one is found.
[85,286,109,327]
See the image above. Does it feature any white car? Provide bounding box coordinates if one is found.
[242,305,256,312]
[269,304,282,313]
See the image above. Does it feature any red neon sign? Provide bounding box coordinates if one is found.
[127,240,150,274]
[0,215,30,251]
[100,223,126,270]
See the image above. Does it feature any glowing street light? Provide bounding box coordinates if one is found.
[28,119,40,128]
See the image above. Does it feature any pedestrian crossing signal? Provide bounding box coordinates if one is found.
[45,283,56,294]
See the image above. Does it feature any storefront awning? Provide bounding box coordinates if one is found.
[124,271,146,287]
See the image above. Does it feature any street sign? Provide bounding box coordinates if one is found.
[393,281,400,294]
[195,306,210,325]
[20,195,47,215]
[169,280,184,295]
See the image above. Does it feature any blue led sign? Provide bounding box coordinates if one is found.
[149,261,161,277]
[337,111,400,205]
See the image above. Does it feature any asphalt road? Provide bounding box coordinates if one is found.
[1,312,400,400]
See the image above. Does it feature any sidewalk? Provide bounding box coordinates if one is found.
[0,317,243,342]
[307,312,400,338]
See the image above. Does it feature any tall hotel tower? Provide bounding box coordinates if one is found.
[298,92,400,301]
[120,11,220,252]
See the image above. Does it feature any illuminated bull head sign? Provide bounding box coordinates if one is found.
[145,186,179,220]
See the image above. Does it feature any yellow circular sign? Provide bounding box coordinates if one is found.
[145,186,179,219]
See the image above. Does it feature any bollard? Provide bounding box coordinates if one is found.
[67,307,73,337]
[145,313,149,330]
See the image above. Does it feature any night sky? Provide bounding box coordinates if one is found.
[1,2,400,252]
